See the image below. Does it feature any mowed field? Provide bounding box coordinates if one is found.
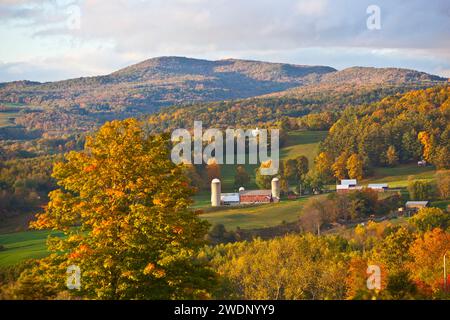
[362,164,436,188]
[0,111,20,127]
[0,103,39,128]
[0,230,65,267]
[200,197,310,230]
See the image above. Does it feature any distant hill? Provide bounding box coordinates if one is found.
[264,66,447,99]
[1,57,448,136]
[0,57,335,113]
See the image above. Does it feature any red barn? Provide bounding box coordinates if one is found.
[239,190,273,204]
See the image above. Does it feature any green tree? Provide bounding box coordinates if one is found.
[407,180,434,201]
[234,165,250,188]
[372,226,415,271]
[283,159,298,182]
[206,159,221,183]
[410,207,450,233]
[295,155,309,195]
[435,170,450,199]
[255,162,276,189]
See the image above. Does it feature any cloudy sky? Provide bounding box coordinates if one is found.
[0,0,449,82]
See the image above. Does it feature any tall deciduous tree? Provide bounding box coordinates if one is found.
[206,158,221,183]
[407,179,434,201]
[332,152,348,180]
[295,155,309,195]
[385,145,399,167]
[234,165,250,188]
[27,119,213,299]
[408,228,450,295]
[346,154,364,180]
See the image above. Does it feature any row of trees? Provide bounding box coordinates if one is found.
[299,190,403,234]
[206,209,450,300]
[319,86,450,174]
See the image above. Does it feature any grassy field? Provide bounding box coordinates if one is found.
[0,110,21,127]
[280,130,327,165]
[362,164,436,188]
[201,197,310,230]
[0,230,65,267]
[213,130,327,191]
[0,197,311,267]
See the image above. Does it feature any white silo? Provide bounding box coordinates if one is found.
[271,177,280,201]
[211,178,221,207]
[238,187,245,192]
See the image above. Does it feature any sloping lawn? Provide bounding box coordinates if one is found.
[0,230,64,267]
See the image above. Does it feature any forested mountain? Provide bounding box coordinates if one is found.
[264,66,446,98]
[0,57,447,116]
[1,56,448,139]
[0,57,335,113]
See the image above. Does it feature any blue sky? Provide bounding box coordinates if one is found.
[0,0,449,82]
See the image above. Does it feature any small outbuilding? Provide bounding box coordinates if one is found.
[405,201,429,214]
[417,160,427,167]
[368,183,389,192]
[220,193,240,206]
[341,179,357,187]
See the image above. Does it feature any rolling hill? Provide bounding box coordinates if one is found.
[0,57,335,113]
[0,57,446,117]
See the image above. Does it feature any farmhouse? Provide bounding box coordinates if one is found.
[211,177,280,206]
[336,179,362,193]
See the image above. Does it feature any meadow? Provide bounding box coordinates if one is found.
[0,111,21,128]
[0,230,65,267]
[362,164,436,188]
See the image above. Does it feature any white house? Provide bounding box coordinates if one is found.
[336,179,360,193]
[220,193,240,206]
[341,179,357,186]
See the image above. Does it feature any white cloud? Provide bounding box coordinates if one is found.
[296,0,327,16]
[0,0,450,81]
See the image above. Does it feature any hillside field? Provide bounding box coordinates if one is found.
[0,230,65,267]
[0,111,20,128]
[210,130,327,192]
[362,164,436,188]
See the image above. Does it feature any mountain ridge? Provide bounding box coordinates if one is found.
[0,56,447,114]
